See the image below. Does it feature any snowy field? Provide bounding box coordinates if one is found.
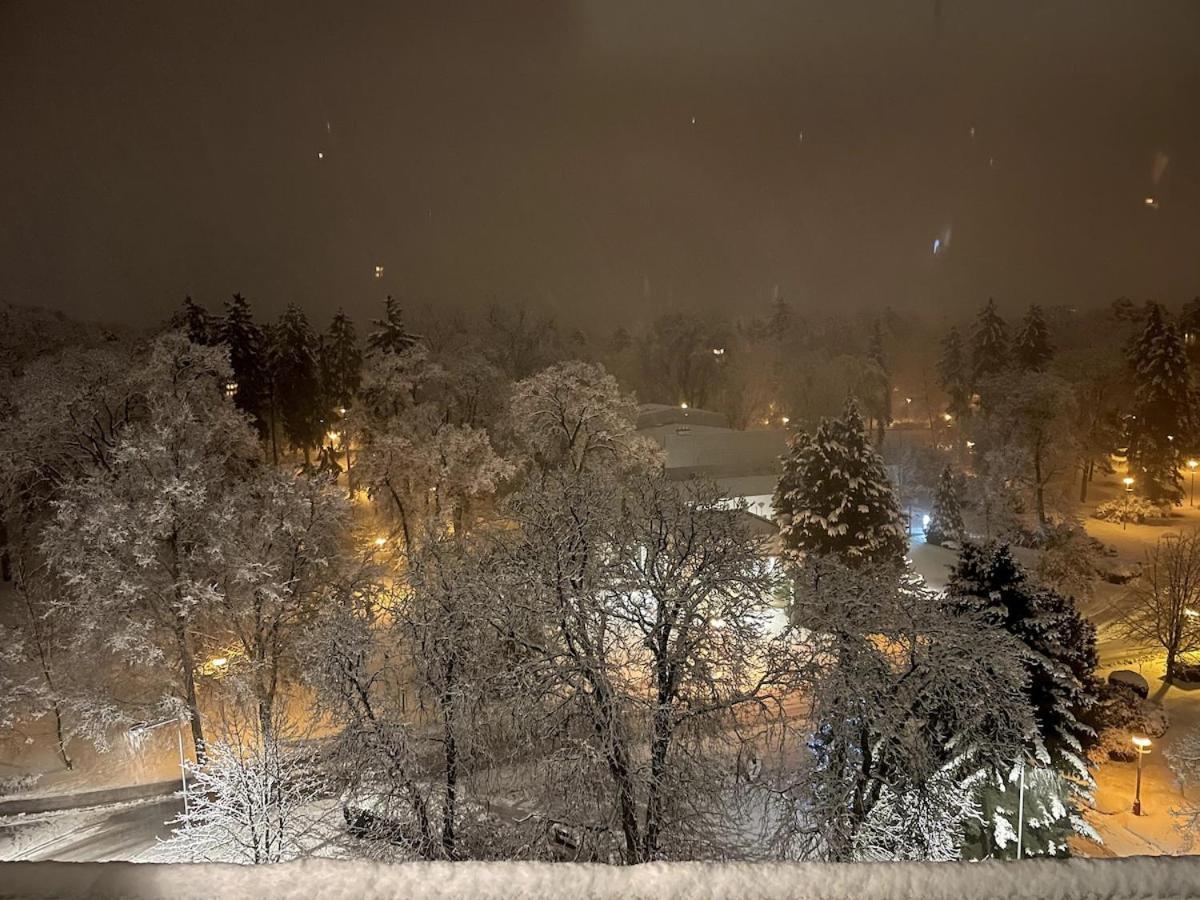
[4,856,1200,900]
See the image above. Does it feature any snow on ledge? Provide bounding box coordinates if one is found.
[1,857,1198,900]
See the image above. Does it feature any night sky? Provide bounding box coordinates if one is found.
[2,1,1199,328]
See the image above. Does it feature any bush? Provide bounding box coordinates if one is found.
[1083,682,1169,764]
[1094,496,1159,525]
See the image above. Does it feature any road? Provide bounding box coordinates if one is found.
[0,796,183,862]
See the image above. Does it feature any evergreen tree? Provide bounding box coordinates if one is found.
[366,295,420,356]
[937,326,970,419]
[1127,303,1190,505]
[774,399,908,567]
[176,296,214,345]
[867,319,892,446]
[1014,304,1053,372]
[319,310,362,411]
[217,294,268,435]
[948,542,1099,858]
[971,298,1009,385]
[769,292,793,341]
[925,465,964,546]
[270,305,323,462]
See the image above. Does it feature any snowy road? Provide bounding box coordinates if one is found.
[0,796,183,862]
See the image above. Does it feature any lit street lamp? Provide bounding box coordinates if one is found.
[1189,459,1198,507]
[1123,476,1135,493]
[1132,735,1152,815]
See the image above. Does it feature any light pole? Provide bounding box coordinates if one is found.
[129,718,190,814]
[1123,475,1135,493]
[1132,735,1152,816]
[1189,460,1198,507]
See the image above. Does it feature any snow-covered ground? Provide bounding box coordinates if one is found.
[3,856,1200,900]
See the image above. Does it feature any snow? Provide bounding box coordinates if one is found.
[2,856,1200,899]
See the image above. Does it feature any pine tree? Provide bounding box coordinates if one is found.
[1127,303,1190,505]
[774,399,908,567]
[1014,304,1053,372]
[867,319,892,446]
[217,294,268,435]
[176,296,214,345]
[971,298,1009,385]
[948,542,1099,858]
[769,292,793,340]
[366,295,420,356]
[926,466,964,546]
[319,310,362,410]
[271,305,323,462]
[937,327,970,419]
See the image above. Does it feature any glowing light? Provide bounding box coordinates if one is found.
[210,657,228,669]
[712,347,725,356]
[965,440,976,449]
[932,238,941,255]
[1189,460,1198,471]
[1132,735,1152,750]
[374,265,384,279]
[680,402,689,410]
[781,416,790,425]
[1144,196,1159,209]
[317,151,324,160]
[223,380,239,400]
[921,514,931,529]
[1123,476,1135,491]
[942,412,953,422]
[374,537,387,547]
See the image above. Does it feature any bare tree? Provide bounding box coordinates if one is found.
[1121,530,1200,683]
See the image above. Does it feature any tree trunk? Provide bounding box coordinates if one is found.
[174,619,206,762]
[1079,461,1090,503]
[441,654,458,858]
[1033,449,1046,527]
[0,518,10,582]
[1166,643,1178,685]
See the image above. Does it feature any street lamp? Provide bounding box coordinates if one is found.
[1132,735,1152,815]
[1189,460,1198,507]
[129,718,189,815]
[1123,476,1135,493]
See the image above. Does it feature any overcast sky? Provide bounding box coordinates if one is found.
[2,1,1198,328]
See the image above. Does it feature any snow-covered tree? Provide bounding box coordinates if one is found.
[779,566,1033,861]
[1127,303,1190,505]
[1120,529,1200,684]
[865,319,891,446]
[974,371,1077,528]
[773,399,907,568]
[500,471,785,862]
[366,295,420,357]
[214,468,348,735]
[42,333,261,759]
[948,542,1099,857]
[350,347,512,547]
[971,298,1009,387]
[1014,304,1054,373]
[508,360,660,476]
[926,465,964,546]
[175,296,215,345]
[162,715,325,864]
[1167,726,1200,845]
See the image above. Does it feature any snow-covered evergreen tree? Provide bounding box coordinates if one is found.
[1014,304,1054,372]
[366,295,420,357]
[176,296,214,345]
[971,298,1009,386]
[773,398,907,567]
[1127,303,1190,506]
[947,542,1099,857]
[926,465,964,546]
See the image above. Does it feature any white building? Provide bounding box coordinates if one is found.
[637,404,787,524]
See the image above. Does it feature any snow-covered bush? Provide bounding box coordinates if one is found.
[1082,682,1168,764]
[1094,496,1159,525]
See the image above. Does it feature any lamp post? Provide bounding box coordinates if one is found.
[1132,735,1152,815]
[1189,460,1198,507]
[1123,476,1135,493]
[129,718,189,815]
